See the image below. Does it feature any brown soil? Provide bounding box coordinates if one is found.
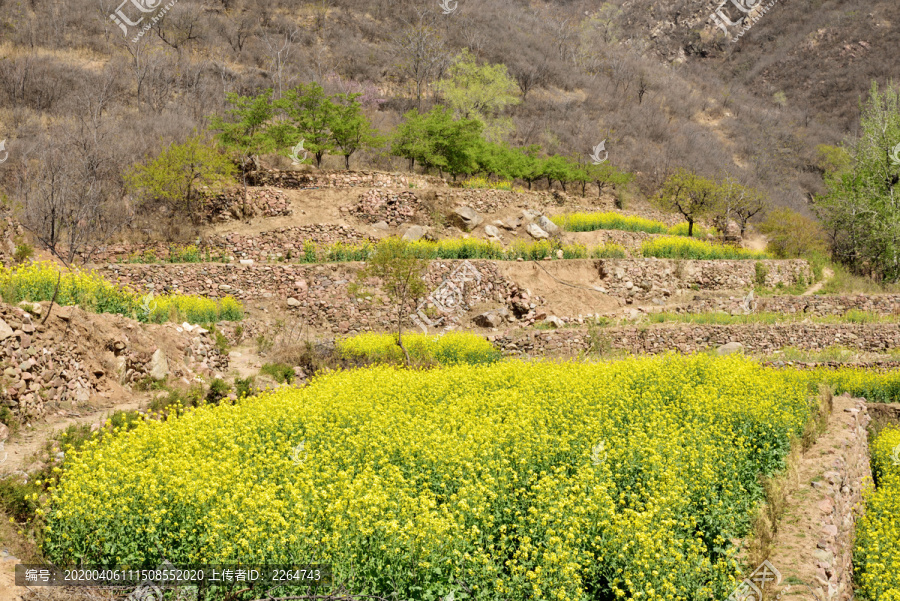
[765,393,863,601]
[497,260,622,317]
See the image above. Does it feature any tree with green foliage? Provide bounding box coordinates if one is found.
[589,162,634,199]
[355,238,428,365]
[541,155,573,192]
[278,82,335,168]
[328,92,383,169]
[391,106,482,177]
[126,134,235,224]
[652,169,718,237]
[518,145,545,190]
[815,81,900,281]
[208,90,278,214]
[434,49,521,141]
[759,207,827,258]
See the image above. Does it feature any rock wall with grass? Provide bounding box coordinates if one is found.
[247,169,447,190]
[492,323,900,356]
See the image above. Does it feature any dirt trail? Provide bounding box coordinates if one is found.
[802,267,834,296]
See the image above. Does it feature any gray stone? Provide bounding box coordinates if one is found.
[717,342,745,355]
[451,206,483,232]
[402,225,427,241]
[473,311,503,328]
[537,215,560,235]
[483,225,502,239]
[371,221,389,230]
[526,223,550,239]
[239,259,254,265]
[0,319,12,341]
[287,297,301,307]
[544,316,565,328]
[501,217,521,230]
[149,348,169,381]
[17,301,42,316]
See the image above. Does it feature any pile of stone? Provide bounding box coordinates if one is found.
[208,225,376,262]
[0,303,99,418]
[204,186,293,222]
[344,190,423,226]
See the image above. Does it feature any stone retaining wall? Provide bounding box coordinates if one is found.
[593,258,811,303]
[492,322,900,356]
[247,169,447,190]
[680,294,900,317]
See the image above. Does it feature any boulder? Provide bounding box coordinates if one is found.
[371,221,389,230]
[537,216,560,235]
[0,319,12,342]
[543,316,565,328]
[526,223,550,239]
[473,311,503,328]
[287,298,301,307]
[149,348,169,381]
[17,301,42,316]
[501,217,521,230]
[402,225,427,241]
[451,206,483,232]
[483,225,502,239]
[717,342,745,355]
[239,259,254,265]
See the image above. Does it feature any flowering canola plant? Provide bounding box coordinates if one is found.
[854,425,900,601]
[44,355,811,600]
[337,331,501,365]
[0,261,243,324]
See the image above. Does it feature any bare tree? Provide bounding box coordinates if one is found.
[262,25,300,99]
[393,17,447,110]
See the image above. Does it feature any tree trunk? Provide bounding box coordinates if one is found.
[396,325,410,366]
[688,219,694,237]
[344,153,351,169]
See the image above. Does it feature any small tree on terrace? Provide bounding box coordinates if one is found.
[278,82,335,167]
[125,134,235,226]
[355,238,428,366]
[714,177,769,237]
[653,169,718,237]
[329,92,383,169]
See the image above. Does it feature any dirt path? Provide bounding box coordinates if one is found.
[802,267,834,296]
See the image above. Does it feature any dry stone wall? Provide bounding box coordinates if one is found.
[593,258,811,303]
[492,322,900,356]
[248,169,446,190]
[678,294,900,317]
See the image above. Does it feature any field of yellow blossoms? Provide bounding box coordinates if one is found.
[854,425,900,601]
[42,354,815,600]
[337,331,501,365]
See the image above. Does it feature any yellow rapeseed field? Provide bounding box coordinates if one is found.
[337,331,501,365]
[45,355,812,600]
[854,425,900,601]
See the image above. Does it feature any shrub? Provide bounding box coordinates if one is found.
[759,208,827,259]
[260,363,296,384]
[754,261,769,286]
[13,242,34,264]
[641,237,769,260]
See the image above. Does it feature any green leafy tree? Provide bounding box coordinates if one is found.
[391,106,482,177]
[208,90,277,213]
[278,82,335,167]
[653,169,718,237]
[518,145,545,190]
[759,208,827,258]
[126,134,235,224]
[434,49,521,141]
[541,155,573,192]
[328,92,384,169]
[815,81,900,280]
[355,238,429,365]
[589,162,633,198]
